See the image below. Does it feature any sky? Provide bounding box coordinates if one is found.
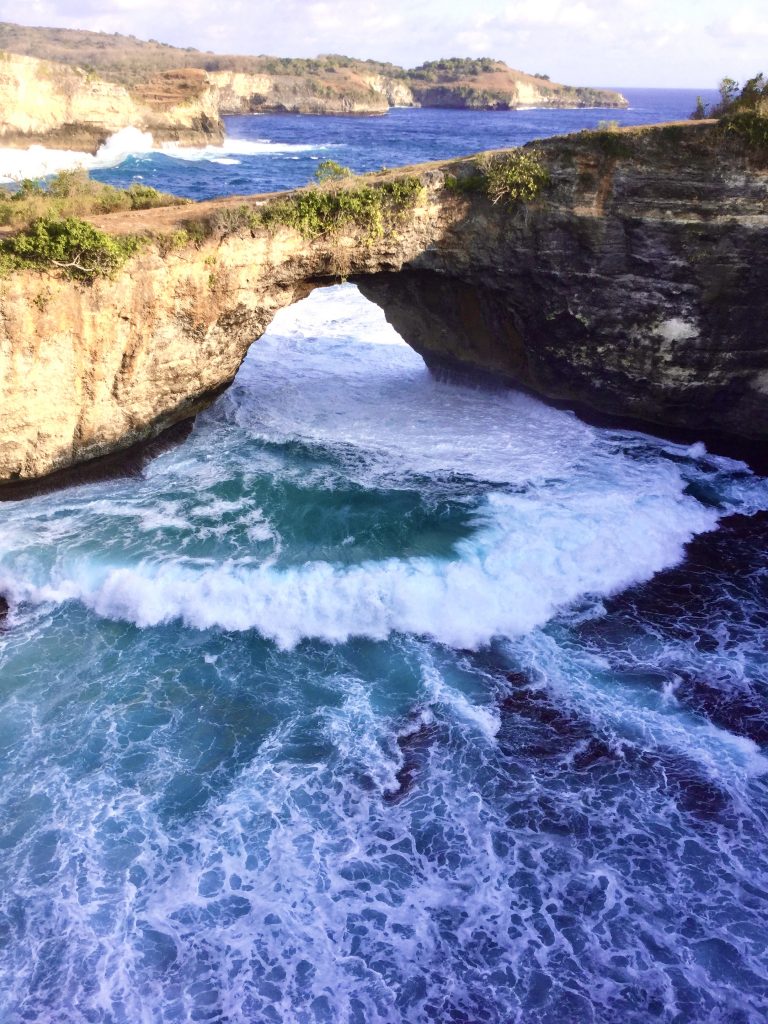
[0,0,766,88]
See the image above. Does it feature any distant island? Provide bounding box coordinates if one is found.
[0,22,627,151]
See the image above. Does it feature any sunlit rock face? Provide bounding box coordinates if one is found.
[0,121,766,487]
[0,53,224,150]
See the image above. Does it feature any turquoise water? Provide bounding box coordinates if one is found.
[90,89,721,201]
[1,95,768,1023]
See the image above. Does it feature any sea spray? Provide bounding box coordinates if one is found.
[0,265,766,1021]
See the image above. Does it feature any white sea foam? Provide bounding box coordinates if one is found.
[0,126,154,182]
[4,473,717,650]
[3,284,762,653]
[158,137,331,162]
[421,661,500,740]
[0,127,330,182]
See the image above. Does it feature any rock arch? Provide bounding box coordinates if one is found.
[1,122,767,491]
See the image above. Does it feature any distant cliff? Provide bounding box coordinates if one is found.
[0,22,626,135]
[203,57,627,115]
[207,69,396,116]
[0,121,766,490]
[0,52,223,150]
[406,59,625,111]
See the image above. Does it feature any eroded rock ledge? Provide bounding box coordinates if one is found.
[1,121,767,488]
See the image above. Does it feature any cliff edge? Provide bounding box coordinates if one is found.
[1,121,765,489]
[0,52,223,150]
[0,23,627,136]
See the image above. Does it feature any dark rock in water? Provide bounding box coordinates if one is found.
[0,595,8,621]
[571,737,617,771]
[497,682,597,760]
[575,511,768,744]
[650,751,732,823]
[384,718,440,804]
[674,674,768,747]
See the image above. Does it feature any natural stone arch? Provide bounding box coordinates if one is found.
[1,121,767,492]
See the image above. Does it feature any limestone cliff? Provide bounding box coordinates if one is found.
[209,69,391,115]
[0,121,766,488]
[165,63,625,117]
[0,52,223,150]
[406,61,626,110]
[210,69,416,115]
[0,24,627,131]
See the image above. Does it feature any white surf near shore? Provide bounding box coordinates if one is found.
[0,126,331,182]
[2,285,763,654]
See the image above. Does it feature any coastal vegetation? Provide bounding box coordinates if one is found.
[409,58,505,82]
[254,174,424,239]
[0,217,143,280]
[445,150,550,203]
[718,74,768,152]
[0,171,186,279]
[0,170,186,228]
[692,74,768,152]
[0,164,425,277]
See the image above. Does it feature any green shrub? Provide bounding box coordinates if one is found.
[126,182,185,210]
[0,170,187,229]
[208,204,260,235]
[0,217,144,279]
[722,109,768,151]
[478,150,550,203]
[590,129,632,159]
[258,176,424,239]
[444,150,550,203]
[314,159,353,182]
[408,57,500,82]
[711,73,768,153]
[444,171,486,195]
[710,76,741,117]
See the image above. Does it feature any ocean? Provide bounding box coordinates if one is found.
[2,89,768,1024]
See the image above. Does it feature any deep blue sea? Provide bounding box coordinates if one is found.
[90,88,720,200]
[2,89,768,1024]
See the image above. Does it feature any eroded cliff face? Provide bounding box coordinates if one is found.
[208,69,392,115]
[0,50,627,141]
[207,67,624,115]
[408,77,625,111]
[1,122,766,488]
[0,53,223,150]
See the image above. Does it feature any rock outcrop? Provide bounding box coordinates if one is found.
[0,30,627,142]
[0,52,223,150]
[406,62,625,111]
[1,121,766,488]
[207,63,625,116]
[209,69,392,116]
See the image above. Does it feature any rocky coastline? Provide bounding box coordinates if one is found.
[0,120,766,490]
[0,42,627,151]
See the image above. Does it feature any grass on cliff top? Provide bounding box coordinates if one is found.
[0,163,426,279]
[0,217,145,281]
[445,149,550,203]
[0,170,188,280]
[0,169,188,230]
[203,162,425,242]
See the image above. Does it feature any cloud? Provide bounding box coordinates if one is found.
[708,7,768,45]
[0,0,765,86]
[500,1,598,29]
